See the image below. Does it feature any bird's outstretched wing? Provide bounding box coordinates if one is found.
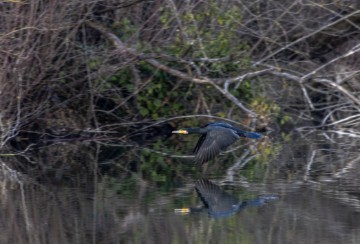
[195,127,239,165]
[193,134,206,154]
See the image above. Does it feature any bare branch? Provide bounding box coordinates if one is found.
[300,45,360,83]
[313,79,360,107]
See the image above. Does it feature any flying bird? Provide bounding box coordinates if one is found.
[172,122,262,165]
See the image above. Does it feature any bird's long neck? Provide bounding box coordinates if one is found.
[186,127,206,134]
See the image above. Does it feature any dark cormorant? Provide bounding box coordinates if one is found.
[172,122,262,165]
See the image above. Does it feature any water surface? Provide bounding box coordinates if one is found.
[1,131,360,244]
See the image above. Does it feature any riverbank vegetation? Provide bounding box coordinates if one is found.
[0,0,359,179]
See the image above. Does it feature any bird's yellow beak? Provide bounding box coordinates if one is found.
[174,208,190,214]
[172,130,188,134]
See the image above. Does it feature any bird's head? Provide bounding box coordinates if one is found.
[172,129,189,134]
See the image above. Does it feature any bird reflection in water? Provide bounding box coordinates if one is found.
[175,179,277,218]
[172,122,262,166]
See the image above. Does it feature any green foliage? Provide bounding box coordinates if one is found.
[159,1,251,77]
[114,17,137,40]
[108,69,133,88]
[104,1,258,119]
[231,79,254,101]
[88,58,102,71]
[104,61,187,119]
[99,1,275,122]
[281,132,292,142]
[251,96,281,119]
[137,82,169,119]
[280,115,291,125]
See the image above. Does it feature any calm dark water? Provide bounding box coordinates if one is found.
[1,131,360,244]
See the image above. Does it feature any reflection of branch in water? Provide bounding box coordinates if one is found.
[175,179,277,218]
[304,149,317,182]
[0,162,22,184]
[334,155,360,178]
[307,180,360,212]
